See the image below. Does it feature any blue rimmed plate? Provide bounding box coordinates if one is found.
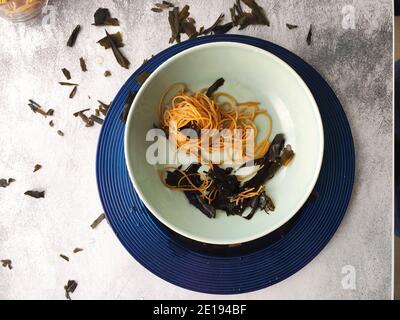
[96,35,355,294]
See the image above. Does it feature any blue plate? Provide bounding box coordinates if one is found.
[96,35,355,294]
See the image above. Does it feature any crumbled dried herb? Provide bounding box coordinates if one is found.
[61,68,71,80]
[89,114,104,125]
[307,24,313,45]
[69,85,78,99]
[97,32,124,49]
[60,254,69,262]
[93,8,119,26]
[73,248,83,254]
[57,130,65,137]
[120,91,137,123]
[1,259,12,270]
[91,213,106,229]
[64,280,78,300]
[28,100,54,118]
[79,57,87,72]
[73,109,94,127]
[1,178,15,188]
[24,190,45,199]
[67,25,81,47]
[104,70,111,77]
[33,164,42,173]
[104,30,130,69]
[286,23,298,30]
[135,72,150,85]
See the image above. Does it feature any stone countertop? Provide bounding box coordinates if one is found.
[0,0,393,299]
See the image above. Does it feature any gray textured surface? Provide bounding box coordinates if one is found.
[0,0,393,299]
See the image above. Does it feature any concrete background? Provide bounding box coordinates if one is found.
[0,0,393,299]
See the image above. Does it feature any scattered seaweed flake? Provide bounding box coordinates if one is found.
[0,178,15,188]
[206,78,225,97]
[93,8,119,26]
[168,6,180,43]
[57,130,65,137]
[73,109,94,127]
[59,82,79,86]
[105,30,130,69]
[286,23,298,30]
[73,248,83,254]
[241,0,269,26]
[97,32,124,49]
[89,114,104,125]
[33,164,42,173]
[60,254,69,262]
[67,25,81,47]
[121,91,137,123]
[64,280,78,300]
[307,24,313,45]
[201,14,224,35]
[69,85,78,99]
[151,7,163,13]
[162,0,174,7]
[104,70,111,77]
[212,22,234,35]
[61,68,71,80]
[24,190,45,199]
[49,120,54,127]
[79,57,87,72]
[1,259,12,270]
[135,72,150,85]
[28,100,53,118]
[155,2,173,9]
[91,213,106,229]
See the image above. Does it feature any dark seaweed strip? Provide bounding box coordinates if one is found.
[286,23,298,30]
[33,164,42,172]
[105,30,130,69]
[168,7,181,43]
[151,7,163,13]
[60,254,69,262]
[178,5,190,21]
[1,260,12,270]
[64,280,78,300]
[104,70,111,77]
[61,68,71,80]
[90,114,104,125]
[241,0,270,26]
[97,32,124,49]
[74,110,94,127]
[181,21,198,38]
[307,24,313,45]
[57,130,64,137]
[120,91,137,123]
[93,8,119,26]
[79,57,87,72]
[24,190,45,199]
[91,213,106,229]
[28,100,53,117]
[59,82,79,86]
[162,1,174,7]
[201,14,224,35]
[135,72,150,85]
[69,86,78,99]
[73,108,91,117]
[49,120,54,127]
[206,78,225,97]
[0,178,15,188]
[67,25,81,47]
[73,248,83,254]
[213,22,234,34]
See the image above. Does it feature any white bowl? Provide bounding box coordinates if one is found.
[125,42,324,245]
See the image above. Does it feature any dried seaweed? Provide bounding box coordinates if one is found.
[286,23,298,30]
[93,8,119,26]
[105,30,130,69]
[69,85,78,99]
[24,190,45,199]
[61,68,71,80]
[28,100,54,118]
[89,114,104,125]
[201,14,225,35]
[168,6,181,43]
[135,72,150,85]
[79,57,87,72]
[59,82,79,86]
[73,109,94,127]
[49,120,54,127]
[1,259,12,270]
[212,22,234,34]
[64,280,78,300]
[104,70,111,77]
[60,254,69,262]
[67,25,81,47]
[206,78,225,97]
[73,248,83,254]
[57,130,64,137]
[33,164,42,173]
[120,91,137,123]
[91,213,106,229]
[0,178,15,188]
[307,24,313,45]
[97,32,124,49]
[151,8,163,13]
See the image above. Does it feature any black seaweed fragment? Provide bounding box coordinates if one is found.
[307,24,313,45]
[120,91,137,123]
[93,8,119,26]
[64,280,78,300]
[67,25,81,47]
[24,190,45,199]
[105,30,130,69]
[206,78,225,97]
[91,213,106,229]
[0,178,15,188]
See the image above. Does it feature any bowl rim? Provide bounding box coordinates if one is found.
[124,41,324,245]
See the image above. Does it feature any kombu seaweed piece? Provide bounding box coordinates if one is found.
[69,86,78,99]
[185,192,216,218]
[230,0,269,30]
[59,82,79,86]
[104,70,111,77]
[286,23,298,30]
[64,280,78,300]
[105,30,130,69]
[67,25,81,47]
[49,120,54,127]
[120,91,137,123]
[62,68,71,80]
[151,7,163,13]
[90,114,104,125]
[97,32,124,49]
[0,178,15,188]
[307,24,313,45]
[206,78,225,97]
[1,259,12,270]
[24,190,45,199]
[98,100,110,116]
[162,1,174,7]
[181,20,198,38]
[91,213,106,229]
[135,72,150,85]
[240,0,269,26]
[60,254,69,262]
[79,57,87,72]
[201,14,224,35]
[281,145,295,166]
[74,109,94,127]
[73,248,83,254]
[168,7,180,43]
[93,8,119,26]
[57,130,65,137]
[178,5,190,21]
[33,164,42,172]
[28,100,54,118]
[213,22,234,34]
